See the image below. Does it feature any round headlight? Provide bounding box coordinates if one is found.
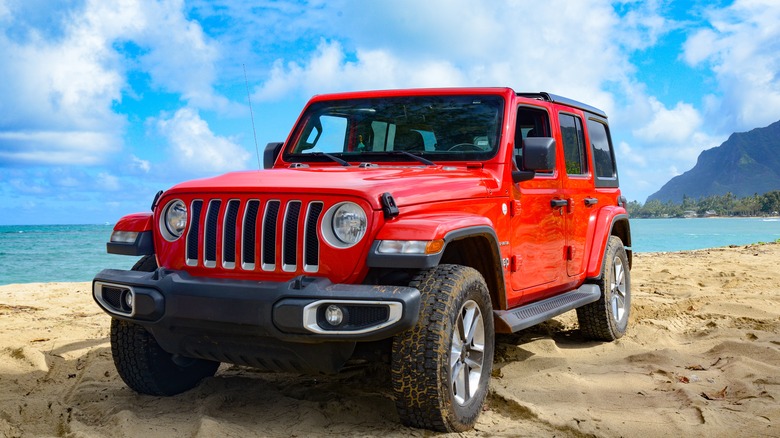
[161,199,187,241]
[321,202,367,248]
[332,202,367,245]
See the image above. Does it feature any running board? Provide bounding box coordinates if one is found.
[493,284,601,333]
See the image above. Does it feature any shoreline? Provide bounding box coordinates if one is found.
[2,241,778,287]
[2,243,779,436]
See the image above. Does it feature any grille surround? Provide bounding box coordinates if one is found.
[183,197,325,274]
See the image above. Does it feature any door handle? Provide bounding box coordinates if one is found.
[550,199,568,208]
[584,197,599,206]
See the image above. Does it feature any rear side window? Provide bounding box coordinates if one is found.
[559,113,587,175]
[587,118,619,187]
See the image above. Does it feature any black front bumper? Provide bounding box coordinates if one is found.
[93,268,420,373]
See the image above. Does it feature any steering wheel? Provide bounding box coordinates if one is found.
[447,143,482,152]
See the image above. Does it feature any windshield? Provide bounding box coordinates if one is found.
[285,95,504,163]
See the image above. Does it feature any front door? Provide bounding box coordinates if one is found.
[509,106,566,302]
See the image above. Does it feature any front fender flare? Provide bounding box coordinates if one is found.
[367,213,497,269]
[107,212,155,256]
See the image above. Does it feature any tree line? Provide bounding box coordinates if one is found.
[627,191,780,218]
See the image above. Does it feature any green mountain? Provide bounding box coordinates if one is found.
[647,120,780,203]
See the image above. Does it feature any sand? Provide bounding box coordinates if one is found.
[1,243,778,437]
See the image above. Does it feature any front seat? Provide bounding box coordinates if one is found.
[394,130,425,151]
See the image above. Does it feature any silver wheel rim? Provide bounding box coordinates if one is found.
[610,256,628,322]
[450,299,485,405]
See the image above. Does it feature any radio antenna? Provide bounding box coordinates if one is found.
[243,64,262,170]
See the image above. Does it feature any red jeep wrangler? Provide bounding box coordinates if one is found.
[94,87,631,432]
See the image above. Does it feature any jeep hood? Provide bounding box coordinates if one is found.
[168,166,500,210]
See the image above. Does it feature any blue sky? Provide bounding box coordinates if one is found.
[1,0,779,225]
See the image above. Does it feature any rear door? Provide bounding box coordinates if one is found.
[556,108,591,277]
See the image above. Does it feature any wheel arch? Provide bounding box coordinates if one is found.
[438,227,507,312]
[366,225,508,311]
[585,212,632,279]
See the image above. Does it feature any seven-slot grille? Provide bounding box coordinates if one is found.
[185,199,324,273]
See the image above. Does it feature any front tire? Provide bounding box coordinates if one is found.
[391,265,494,432]
[110,254,219,396]
[577,235,631,341]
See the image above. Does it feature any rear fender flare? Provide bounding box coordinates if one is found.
[585,210,631,279]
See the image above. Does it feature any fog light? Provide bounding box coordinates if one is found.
[122,290,134,312]
[325,304,343,326]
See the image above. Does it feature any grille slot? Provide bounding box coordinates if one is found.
[183,198,324,273]
[186,200,203,266]
[222,200,240,269]
[262,200,281,270]
[242,200,260,270]
[304,202,323,272]
[204,200,222,268]
[282,201,302,272]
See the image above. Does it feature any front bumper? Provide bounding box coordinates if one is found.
[93,268,420,373]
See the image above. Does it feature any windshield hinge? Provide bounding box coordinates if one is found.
[380,192,400,219]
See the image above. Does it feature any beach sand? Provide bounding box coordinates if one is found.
[1,244,778,437]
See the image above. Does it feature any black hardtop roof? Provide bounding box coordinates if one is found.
[517,92,607,119]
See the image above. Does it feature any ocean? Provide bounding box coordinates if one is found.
[1,218,779,285]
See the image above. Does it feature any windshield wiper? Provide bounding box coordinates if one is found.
[395,150,435,166]
[366,150,434,166]
[308,152,351,166]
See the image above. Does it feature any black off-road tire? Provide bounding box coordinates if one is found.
[577,236,631,341]
[391,264,495,432]
[110,254,220,396]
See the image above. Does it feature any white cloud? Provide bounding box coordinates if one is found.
[96,172,121,191]
[131,0,226,109]
[253,0,640,110]
[618,142,646,167]
[130,155,151,173]
[0,0,228,167]
[0,131,119,165]
[682,0,780,130]
[256,40,464,100]
[633,98,702,143]
[156,107,250,174]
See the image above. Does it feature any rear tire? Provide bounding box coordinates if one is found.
[391,264,494,432]
[110,254,219,396]
[577,236,631,341]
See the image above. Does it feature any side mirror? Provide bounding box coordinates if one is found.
[263,142,283,169]
[511,137,556,183]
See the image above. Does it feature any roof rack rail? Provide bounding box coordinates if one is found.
[517,92,607,119]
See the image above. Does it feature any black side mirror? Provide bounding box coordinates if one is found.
[263,142,283,169]
[512,137,556,183]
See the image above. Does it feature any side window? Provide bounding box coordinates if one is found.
[587,118,619,187]
[515,107,552,173]
[559,113,587,175]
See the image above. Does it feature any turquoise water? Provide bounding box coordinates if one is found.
[629,217,780,253]
[1,218,779,285]
[0,224,135,285]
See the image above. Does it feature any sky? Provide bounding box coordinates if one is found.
[1,0,779,225]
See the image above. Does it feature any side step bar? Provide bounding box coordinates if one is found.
[493,284,601,333]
